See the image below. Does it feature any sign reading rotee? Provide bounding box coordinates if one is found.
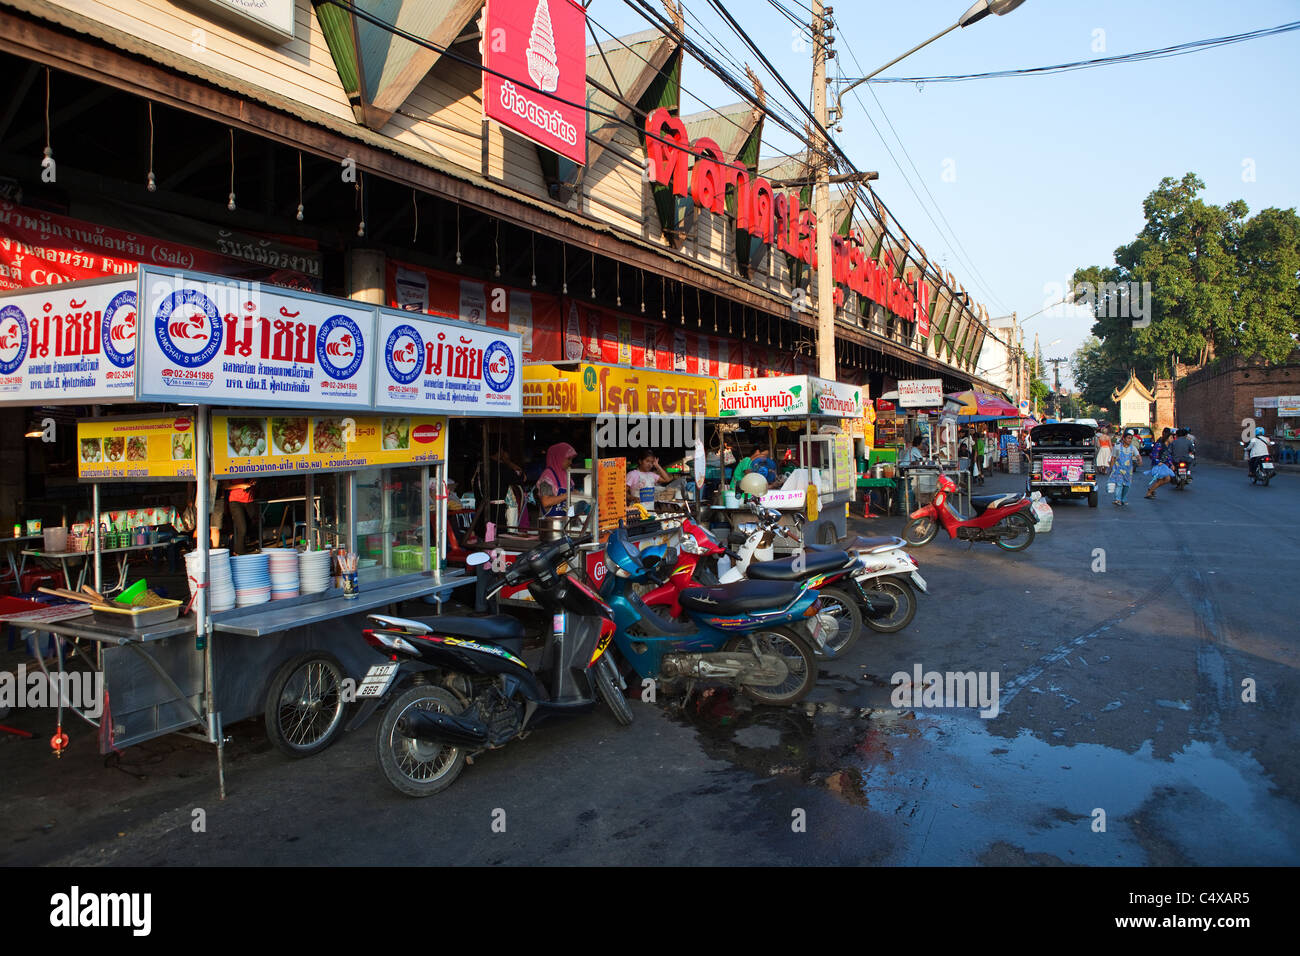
[522,363,718,417]
[374,309,521,416]
[77,415,196,481]
[897,378,944,408]
[212,413,447,478]
[483,0,587,166]
[134,267,375,409]
[0,278,136,405]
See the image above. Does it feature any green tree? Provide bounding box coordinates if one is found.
[1074,173,1300,377]
[1070,335,1127,410]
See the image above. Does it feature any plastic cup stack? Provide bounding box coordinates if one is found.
[263,548,301,600]
[185,548,235,612]
[298,550,333,595]
[230,552,271,607]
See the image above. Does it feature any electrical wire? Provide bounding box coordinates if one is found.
[850,20,1300,83]
[839,34,1012,314]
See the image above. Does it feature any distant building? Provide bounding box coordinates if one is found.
[1112,372,1155,427]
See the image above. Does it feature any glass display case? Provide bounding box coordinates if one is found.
[352,465,429,580]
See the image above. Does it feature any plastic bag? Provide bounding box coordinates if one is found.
[1029,491,1053,533]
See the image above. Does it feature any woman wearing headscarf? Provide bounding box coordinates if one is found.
[535,442,577,518]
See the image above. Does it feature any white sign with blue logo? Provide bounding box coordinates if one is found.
[373,308,522,416]
[0,277,137,406]
[135,267,376,410]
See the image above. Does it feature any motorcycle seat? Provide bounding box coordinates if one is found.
[971,493,1025,513]
[745,550,853,581]
[422,614,526,655]
[679,579,803,615]
[806,535,903,553]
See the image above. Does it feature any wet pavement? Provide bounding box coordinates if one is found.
[2,461,1298,866]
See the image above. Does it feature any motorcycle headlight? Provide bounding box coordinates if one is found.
[604,552,630,579]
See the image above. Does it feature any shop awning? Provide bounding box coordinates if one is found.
[522,362,718,418]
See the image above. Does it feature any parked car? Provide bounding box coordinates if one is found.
[1028,422,1099,507]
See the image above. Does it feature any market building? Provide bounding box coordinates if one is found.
[0,0,998,530]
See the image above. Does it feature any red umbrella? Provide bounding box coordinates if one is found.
[946,390,1020,418]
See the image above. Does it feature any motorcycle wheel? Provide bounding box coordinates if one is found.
[264,652,349,758]
[904,516,938,546]
[594,654,633,726]
[815,586,864,658]
[994,511,1036,552]
[863,577,916,634]
[377,685,467,798]
[724,627,816,706]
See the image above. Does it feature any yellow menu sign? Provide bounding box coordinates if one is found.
[598,457,626,535]
[213,414,448,477]
[78,416,196,480]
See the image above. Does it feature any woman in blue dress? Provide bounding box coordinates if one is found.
[1111,430,1142,507]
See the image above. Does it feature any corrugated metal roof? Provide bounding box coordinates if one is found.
[682,103,758,157]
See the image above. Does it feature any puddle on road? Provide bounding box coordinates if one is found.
[671,689,1300,865]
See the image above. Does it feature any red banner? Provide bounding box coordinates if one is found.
[484,0,587,166]
[0,202,318,292]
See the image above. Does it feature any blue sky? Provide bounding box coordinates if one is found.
[588,0,1300,386]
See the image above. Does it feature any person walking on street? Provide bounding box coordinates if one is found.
[1111,430,1142,506]
[1095,426,1113,475]
[1145,428,1175,498]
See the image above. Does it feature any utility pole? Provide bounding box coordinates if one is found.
[811,0,835,379]
[1046,356,1068,419]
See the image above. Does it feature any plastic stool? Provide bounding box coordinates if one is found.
[20,569,61,593]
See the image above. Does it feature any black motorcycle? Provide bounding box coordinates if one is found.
[351,537,629,797]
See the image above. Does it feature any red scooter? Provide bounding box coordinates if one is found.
[904,474,1036,552]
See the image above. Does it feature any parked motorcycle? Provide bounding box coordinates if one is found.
[904,474,1036,552]
[351,539,627,797]
[600,524,823,706]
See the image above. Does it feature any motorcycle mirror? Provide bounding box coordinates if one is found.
[466,551,492,568]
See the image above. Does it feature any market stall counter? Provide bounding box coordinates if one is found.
[500,361,720,605]
[2,269,524,792]
[714,375,865,548]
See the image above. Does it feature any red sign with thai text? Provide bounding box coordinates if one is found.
[484,0,587,166]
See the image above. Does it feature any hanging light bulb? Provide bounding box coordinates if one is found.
[296,203,304,222]
[357,220,365,237]
[228,192,236,212]
[146,102,156,192]
[147,172,156,193]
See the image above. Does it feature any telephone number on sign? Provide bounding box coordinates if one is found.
[161,368,215,382]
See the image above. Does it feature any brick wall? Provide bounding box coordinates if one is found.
[1154,379,1176,433]
[1177,354,1300,462]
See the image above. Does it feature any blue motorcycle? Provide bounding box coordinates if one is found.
[598,524,821,706]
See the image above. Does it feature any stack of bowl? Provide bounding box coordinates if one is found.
[298,549,333,594]
[264,548,300,600]
[184,548,235,612]
[230,553,271,607]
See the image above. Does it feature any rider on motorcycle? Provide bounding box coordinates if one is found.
[1170,428,1195,465]
[1246,427,1273,477]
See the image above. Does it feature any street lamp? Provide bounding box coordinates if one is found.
[834,0,1028,109]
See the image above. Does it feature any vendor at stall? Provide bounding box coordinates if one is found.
[625,452,670,505]
[225,478,258,554]
[536,442,577,518]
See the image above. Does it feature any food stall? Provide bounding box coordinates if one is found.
[716,375,864,547]
[4,268,523,792]
[504,361,718,602]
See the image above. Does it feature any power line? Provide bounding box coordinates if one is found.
[848,19,1300,84]
[837,34,1011,314]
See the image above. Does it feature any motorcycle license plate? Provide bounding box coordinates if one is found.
[910,571,928,593]
[1070,485,1091,493]
[1263,463,1275,470]
[356,663,399,698]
